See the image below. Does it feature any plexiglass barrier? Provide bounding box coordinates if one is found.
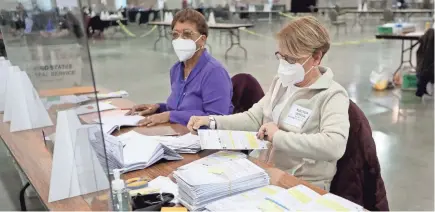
[0,0,113,210]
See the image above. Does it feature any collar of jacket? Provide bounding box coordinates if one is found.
[307,66,334,90]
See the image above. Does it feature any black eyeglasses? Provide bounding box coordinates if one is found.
[170,29,200,40]
[275,51,298,64]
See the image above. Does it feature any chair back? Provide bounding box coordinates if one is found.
[231,73,265,114]
[330,100,389,211]
[328,9,338,22]
[383,9,394,22]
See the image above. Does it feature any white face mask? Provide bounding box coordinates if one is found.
[277,56,314,87]
[172,36,202,62]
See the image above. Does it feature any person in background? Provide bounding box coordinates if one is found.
[40,9,83,39]
[127,9,233,126]
[0,32,6,57]
[187,16,350,191]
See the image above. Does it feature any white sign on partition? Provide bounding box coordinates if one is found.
[0,60,12,112]
[48,110,109,203]
[9,71,53,132]
[5,44,83,90]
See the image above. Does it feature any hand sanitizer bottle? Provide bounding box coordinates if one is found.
[111,169,132,211]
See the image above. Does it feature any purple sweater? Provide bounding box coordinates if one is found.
[159,50,233,125]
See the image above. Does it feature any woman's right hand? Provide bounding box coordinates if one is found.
[125,104,159,116]
[187,116,210,134]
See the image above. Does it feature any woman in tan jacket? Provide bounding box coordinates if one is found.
[187,16,350,191]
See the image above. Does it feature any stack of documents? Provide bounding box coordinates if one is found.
[206,184,364,211]
[205,185,286,211]
[96,114,144,134]
[90,130,183,173]
[91,128,125,171]
[179,151,247,170]
[41,95,90,109]
[173,154,270,210]
[152,133,201,154]
[257,184,322,211]
[118,131,183,172]
[198,130,268,150]
[88,90,128,100]
[293,193,364,211]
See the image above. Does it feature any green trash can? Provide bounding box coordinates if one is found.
[402,71,418,91]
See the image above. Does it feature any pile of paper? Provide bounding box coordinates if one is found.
[96,114,144,134]
[89,130,183,173]
[205,183,364,212]
[258,184,322,211]
[205,185,286,211]
[152,133,201,154]
[87,90,128,101]
[118,131,183,172]
[90,128,125,172]
[41,95,90,109]
[198,130,268,150]
[173,153,270,210]
[178,151,247,170]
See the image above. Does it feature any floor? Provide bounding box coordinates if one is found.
[0,13,433,210]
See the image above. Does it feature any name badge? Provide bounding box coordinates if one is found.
[284,104,312,128]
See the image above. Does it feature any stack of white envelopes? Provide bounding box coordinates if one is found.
[152,133,201,154]
[173,154,270,210]
[90,130,183,172]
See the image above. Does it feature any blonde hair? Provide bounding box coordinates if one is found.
[277,16,330,59]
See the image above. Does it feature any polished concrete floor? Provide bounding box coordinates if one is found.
[0,14,434,210]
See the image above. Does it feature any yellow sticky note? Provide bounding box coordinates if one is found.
[161,207,187,212]
[246,132,259,149]
[228,131,236,148]
[316,198,350,211]
[215,151,239,159]
[129,187,159,196]
[208,167,225,174]
[260,186,278,195]
[288,189,312,204]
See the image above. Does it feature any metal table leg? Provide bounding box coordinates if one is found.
[224,28,248,60]
[352,13,359,28]
[154,26,169,50]
[19,182,30,211]
[393,39,420,77]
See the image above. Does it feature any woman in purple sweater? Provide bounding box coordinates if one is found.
[127,9,233,126]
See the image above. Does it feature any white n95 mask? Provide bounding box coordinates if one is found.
[277,56,313,87]
[172,36,202,62]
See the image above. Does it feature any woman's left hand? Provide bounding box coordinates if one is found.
[138,112,170,127]
[257,122,279,142]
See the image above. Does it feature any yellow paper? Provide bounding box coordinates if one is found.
[246,132,259,149]
[129,187,159,196]
[215,151,239,159]
[208,167,225,174]
[288,189,312,204]
[161,207,188,212]
[316,198,350,211]
[260,186,279,195]
[228,131,236,148]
